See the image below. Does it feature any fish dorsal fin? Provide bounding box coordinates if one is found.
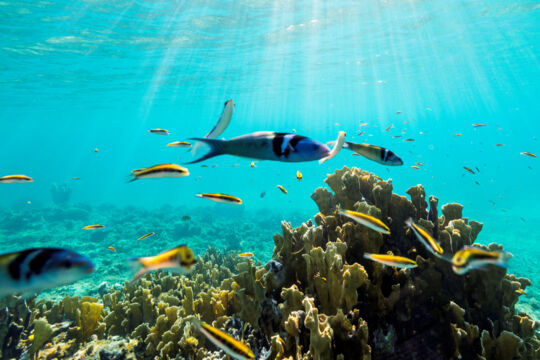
[156,244,186,257]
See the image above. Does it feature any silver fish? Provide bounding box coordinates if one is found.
[187,131,330,164]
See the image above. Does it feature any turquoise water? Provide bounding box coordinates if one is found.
[0,0,539,313]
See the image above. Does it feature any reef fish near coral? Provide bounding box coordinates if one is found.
[82,224,105,230]
[364,253,417,268]
[187,131,331,164]
[0,247,94,297]
[451,246,511,275]
[128,244,196,281]
[405,218,443,257]
[193,318,255,360]
[339,209,391,234]
[329,141,403,166]
[0,174,33,183]
[196,193,243,205]
[129,164,189,181]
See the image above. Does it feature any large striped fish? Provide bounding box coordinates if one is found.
[0,248,94,297]
[187,131,331,164]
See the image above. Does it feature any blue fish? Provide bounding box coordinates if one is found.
[187,131,331,164]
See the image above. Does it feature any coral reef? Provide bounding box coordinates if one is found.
[0,166,538,359]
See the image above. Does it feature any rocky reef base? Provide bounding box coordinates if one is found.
[1,166,538,359]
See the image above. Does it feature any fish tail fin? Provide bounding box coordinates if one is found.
[127,257,147,282]
[185,138,226,164]
[404,217,413,227]
[499,251,513,267]
[127,175,137,183]
[363,252,373,260]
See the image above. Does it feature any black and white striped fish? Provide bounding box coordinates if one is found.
[0,248,94,297]
[328,141,403,166]
[187,131,331,164]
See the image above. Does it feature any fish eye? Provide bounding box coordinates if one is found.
[64,260,73,269]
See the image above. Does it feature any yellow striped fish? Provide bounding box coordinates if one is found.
[277,185,287,194]
[364,253,417,269]
[405,218,443,257]
[451,246,511,275]
[296,170,302,181]
[238,252,254,258]
[196,193,242,205]
[130,164,189,182]
[137,232,155,241]
[128,244,196,281]
[339,209,390,234]
[167,141,192,147]
[82,224,105,230]
[0,175,33,183]
[193,319,254,360]
[520,152,537,158]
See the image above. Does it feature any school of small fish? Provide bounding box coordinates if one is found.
[0,101,533,358]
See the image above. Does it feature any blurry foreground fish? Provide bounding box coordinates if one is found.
[193,318,254,360]
[339,209,390,234]
[296,170,302,181]
[167,141,192,148]
[187,131,332,164]
[277,185,287,194]
[520,152,537,158]
[451,246,511,275]
[137,232,155,241]
[82,224,105,230]
[329,141,403,166]
[196,193,242,205]
[148,128,170,135]
[0,175,33,183]
[0,247,94,297]
[130,164,189,181]
[405,218,443,257]
[191,99,234,155]
[364,253,417,269]
[128,244,196,281]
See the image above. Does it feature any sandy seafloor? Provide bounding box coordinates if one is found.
[0,200,538,322]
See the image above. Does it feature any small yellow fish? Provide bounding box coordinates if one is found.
[516,289,528,296]
[296,171,302,181]
[359,123,369,127]
[520,152,537,158]
[137,232,155,241]
[364,253,417,269]
[94,148,99,153]
[130,164,189,181]
[463,166,475,174]
[167,141,192,147]
[405,218,443,257]
[128,244,196,281]
[451,246,510,275]
[277,185,287,194]
[472,124,487,128]
[403,138,415,142]
[148,128,170,135]
[0,175,33,183]
[415,162,423,166]
[292,128,296,133]
[238,252,254,258]
[72,177,81,180]
[411,166,420,170]
[250,162,255,168]
[321,276,327,282]
[107,246,116,252]
[26,201,31,205]
[196,193,243,205]
[454,133,463,137]
[339,209,390,234]
[193,319,254,360]
[82,224,105,230]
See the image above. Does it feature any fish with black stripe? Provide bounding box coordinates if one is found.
[129,164,189,181]
[187,131,339,164]
[0,248,94,297]
[327,141,403,166]
[193,318,254,360]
